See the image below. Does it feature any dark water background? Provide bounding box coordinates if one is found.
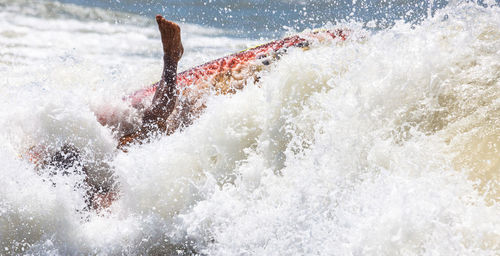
[53,0,459,39]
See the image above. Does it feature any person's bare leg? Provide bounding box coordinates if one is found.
[119,15,183,149]
[143,15,183,130]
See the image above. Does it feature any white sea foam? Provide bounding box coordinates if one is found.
[0,0,498,255]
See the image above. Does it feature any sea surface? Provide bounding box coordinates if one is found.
[0,0,499,255]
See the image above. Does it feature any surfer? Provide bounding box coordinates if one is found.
[29,15,345,211]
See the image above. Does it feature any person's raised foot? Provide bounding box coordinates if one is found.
[156,15,183,63]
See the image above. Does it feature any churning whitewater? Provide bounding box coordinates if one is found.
[0,0,499,255]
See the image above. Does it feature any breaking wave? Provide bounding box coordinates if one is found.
[0,0,498,254]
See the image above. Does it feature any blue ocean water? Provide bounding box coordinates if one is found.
[56,0,455,38]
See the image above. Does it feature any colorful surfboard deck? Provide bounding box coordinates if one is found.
[129,29,347,108]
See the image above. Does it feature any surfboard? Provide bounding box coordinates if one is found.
[128,29,347,108]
